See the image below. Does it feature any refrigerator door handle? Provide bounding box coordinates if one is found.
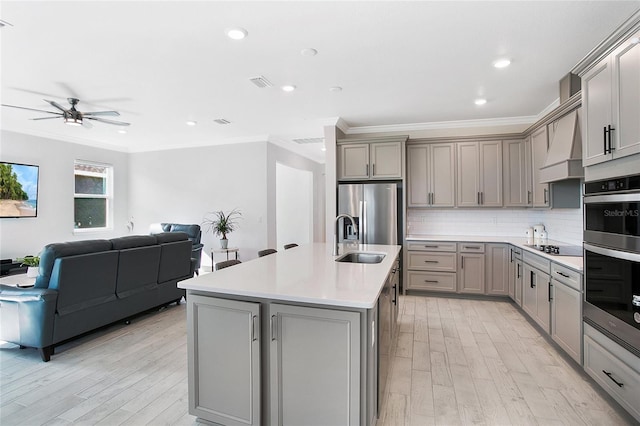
[359,201,364,244]
[362,201,367,244]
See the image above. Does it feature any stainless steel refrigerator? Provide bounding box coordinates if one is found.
[338,183,400,245]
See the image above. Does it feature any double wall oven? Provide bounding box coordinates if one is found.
[583,174,640,357]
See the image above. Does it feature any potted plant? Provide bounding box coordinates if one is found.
[203,208,242,249]
[19,255,40,278]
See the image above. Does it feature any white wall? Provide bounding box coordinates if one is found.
[0,130,130,259]
[128,142,268,267]
[276,162,313,249]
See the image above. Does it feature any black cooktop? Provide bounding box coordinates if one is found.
[524,244,583,257]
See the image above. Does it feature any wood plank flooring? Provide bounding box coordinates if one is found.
[0,296,636,425]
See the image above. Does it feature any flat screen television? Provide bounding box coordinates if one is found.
[0,161,39,218]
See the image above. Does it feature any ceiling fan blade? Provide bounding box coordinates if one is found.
[44,99,68,113]
[85,117,130,126]
[83,111,120,117]
[82,120,93,129]
[1,104,63,115]
[31,116,62,121]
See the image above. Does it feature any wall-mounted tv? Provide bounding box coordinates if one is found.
[0,162,39,218]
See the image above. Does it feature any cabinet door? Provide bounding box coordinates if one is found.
[551,281,582,363]
[339,144,370,180]
[269,303,361,426]
[530,127,550,207]
[486,244,509,296]
[456,142,480,207]
[407,145,429,207]
[508,248,516,300]
[522,264,538,320]
[536,270,551,333]
[515,259,523,306]
[503,139,529,207]
[430,143,456,207]
[458,253,485,294]
[612,31,640,159]
[187,295,261,426]
[582,59,613,166]
[479,141,503,206]
[371,142,402,179]
[378,275,392,416]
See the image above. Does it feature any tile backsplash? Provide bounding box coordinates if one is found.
[407,207,583,246]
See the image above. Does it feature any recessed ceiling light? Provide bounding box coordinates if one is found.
[186,120,197,126]
[118,129,127,134]
[226,27,248,40]
[329,86,343,92]
[282,85,296,92]
[321,145,327,152]
[493,58,511,69]
[475,98,487,106]
[631,37,640,45]
[301,48,318,56]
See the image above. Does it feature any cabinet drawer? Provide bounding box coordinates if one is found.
[406,242,456,252]
[584,334,640,422]
[551,263,582,291]
[510,245,523,260]
[458,243,485,253]
[523,251,551,274]
[408,252,456,271]
[407,271,456,292]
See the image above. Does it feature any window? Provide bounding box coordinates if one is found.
[74,161,112,230]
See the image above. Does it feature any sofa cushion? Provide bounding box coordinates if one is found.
[35,240,113,289]
[158,240,192,283]
[110,235,158,250]
[155,231,188,244]
[167,224,201,244]
[115,245,161,298]
[49,251,119,316]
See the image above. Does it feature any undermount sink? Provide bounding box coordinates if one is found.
[335,252,386,264]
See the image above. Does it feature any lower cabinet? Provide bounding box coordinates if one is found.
[550,263,583,364]
[458,251,485,294]
[486,244,509,296]
[584,323,640,423]
[268,303,361,426]
[508,246,524,305]
[522,262,551,333]
[405,241,457,293]
[187,294,370,426]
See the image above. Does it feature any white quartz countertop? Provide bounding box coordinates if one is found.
[178,242,401,309]
[406,235,583,272]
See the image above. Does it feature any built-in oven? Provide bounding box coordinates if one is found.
[583,174,640,357]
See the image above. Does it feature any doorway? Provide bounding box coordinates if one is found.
[276,162,313,250]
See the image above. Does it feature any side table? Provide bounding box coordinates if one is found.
[211,247,239,271]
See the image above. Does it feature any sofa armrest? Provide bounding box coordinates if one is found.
[0,286,58,349]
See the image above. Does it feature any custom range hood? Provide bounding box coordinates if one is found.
[539,74,583,183]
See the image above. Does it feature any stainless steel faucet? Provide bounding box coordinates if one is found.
[334,214,357,256]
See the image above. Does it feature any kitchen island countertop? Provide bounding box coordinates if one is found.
[178,242,401,309]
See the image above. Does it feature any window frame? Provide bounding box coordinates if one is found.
[73,160,114,233]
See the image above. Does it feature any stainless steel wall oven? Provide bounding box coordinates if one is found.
[584,174,640,357]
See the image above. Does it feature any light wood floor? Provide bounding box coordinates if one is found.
[0,296,635,425]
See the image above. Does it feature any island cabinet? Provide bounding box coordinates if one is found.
[407,143,456,207]
[456,140,503,207]
[582,29,640,167]
[337,137,406,181]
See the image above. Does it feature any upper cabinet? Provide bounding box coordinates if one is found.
[582,30,640,167]
[337,136,406,181]
[502,138,531,207]
[456,140,503,207]
[530,127,550,207]
[407,143,456,207]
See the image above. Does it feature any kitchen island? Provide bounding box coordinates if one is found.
[178,242,401,426]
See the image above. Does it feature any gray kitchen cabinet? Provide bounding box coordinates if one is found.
[456,141,503,207]
[530,126,550,207]
[503,139,532,207]
[338,138,405,180]
[458,243,485,294]
[582,29,640,167]
[378,259,399,415]
[485,244,509,296]
[522,252,552,333]
[269,303,361,426]
[187,295,261,426]
[550,262,583,364]
[407,143,456,207]
[405,241,457,293]
[508,246,524,306]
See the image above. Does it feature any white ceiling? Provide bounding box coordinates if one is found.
[1,1,639,163]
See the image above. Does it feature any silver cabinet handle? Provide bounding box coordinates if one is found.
[527,190,532,204]
[252,315,258,341]
[270,314,277,341]
[544,188,548,204]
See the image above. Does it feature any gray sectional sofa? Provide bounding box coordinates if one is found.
[0,232,195,361]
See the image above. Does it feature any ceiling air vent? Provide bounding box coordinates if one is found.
[293,137,324,145]
[214,118,231,125]
[249,76,273,88]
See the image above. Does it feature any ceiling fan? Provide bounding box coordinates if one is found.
[1,97,130,128]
